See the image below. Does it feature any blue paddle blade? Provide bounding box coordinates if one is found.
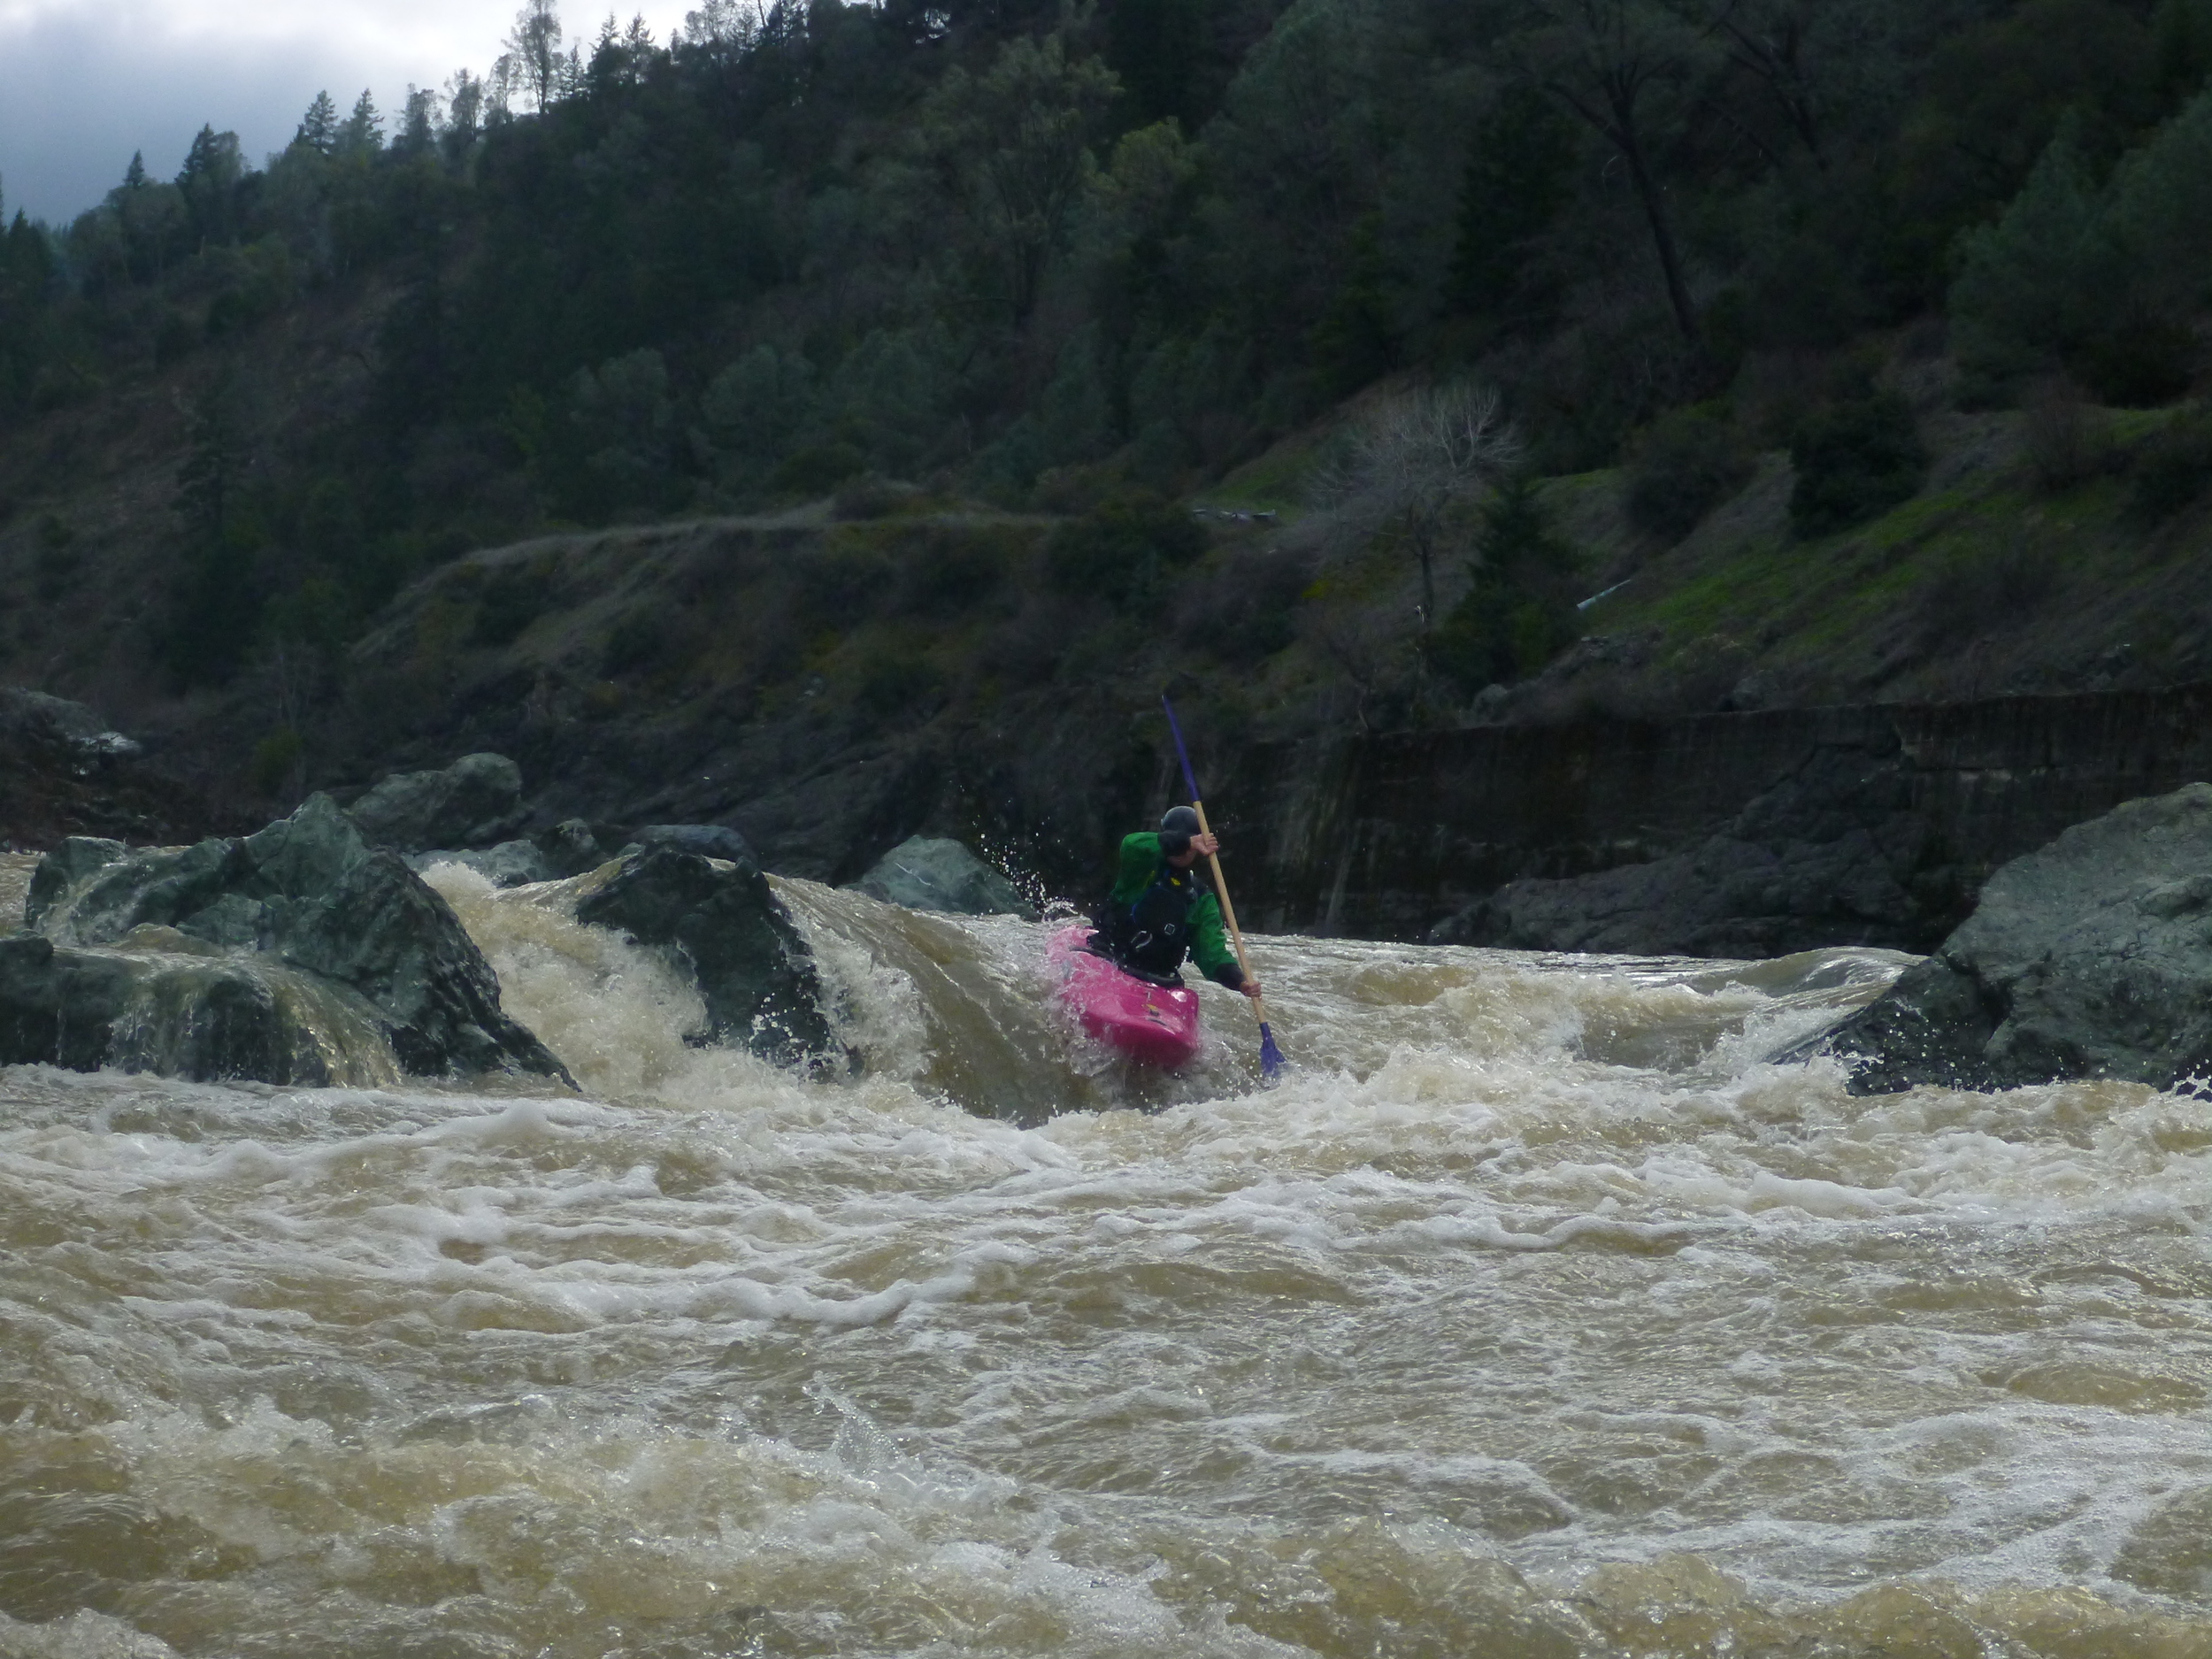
[1258,1022,1286,1079]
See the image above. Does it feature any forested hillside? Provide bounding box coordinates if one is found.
[3,0,2212,850]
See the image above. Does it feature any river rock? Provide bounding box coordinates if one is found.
[574,846,842,1069]
[534,818,613,878]
[347,753,526,851]
[848,835,1028,916]
[6,794,569,1086]
[1808,782,2212,1094]
[635,823,757,866]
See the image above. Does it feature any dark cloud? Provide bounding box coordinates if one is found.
[0,3,694,227]
[0,12,377,223]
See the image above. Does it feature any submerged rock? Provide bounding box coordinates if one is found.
[5,794,569,1087]
[1807,782,2212,1094]
[575,846,842,1069]
[24,836,127,930]
[411,840,554,888]
[347,753,526,852]
[848,835,1028,917]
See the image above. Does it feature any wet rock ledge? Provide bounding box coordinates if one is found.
[1,795,569,1087]
[0,747,849,1089]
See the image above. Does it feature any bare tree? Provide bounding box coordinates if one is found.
[1323,382,1523,634]
[503,0,567,111]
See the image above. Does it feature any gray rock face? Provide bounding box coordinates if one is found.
[1811,783,2212,1094]
[848,835,1028,917]
[348,753,526,852]
[1432,741,1947,958]
[0,688,141,757]
[575,847,842,1070]
[6,795,569,1087]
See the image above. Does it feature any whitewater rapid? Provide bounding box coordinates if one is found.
[2,857,2208,1657]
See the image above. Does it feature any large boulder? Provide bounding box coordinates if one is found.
[346,753,525,852]
[847,835,1029,917]
[1808,783,2212,1094]
[575,846,843,1070]
[6,795,569,1087]
[0,931,396,1086]
[0,689,141,758]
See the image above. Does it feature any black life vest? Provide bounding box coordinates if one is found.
[1101,861,1202,980]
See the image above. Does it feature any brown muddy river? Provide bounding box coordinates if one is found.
[2,857,2208,1657]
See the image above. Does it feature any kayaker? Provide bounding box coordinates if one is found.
[1094,806,1264,999]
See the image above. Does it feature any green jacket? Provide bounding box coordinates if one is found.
[1107,832,1245,987]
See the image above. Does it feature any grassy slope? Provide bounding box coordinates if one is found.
[1515,403,2212,717]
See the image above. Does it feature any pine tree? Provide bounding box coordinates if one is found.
[175,127,244,249]
[340,90,384,153]
[296,91,339,155]
[397,87,440,153]
[124,150,148,189]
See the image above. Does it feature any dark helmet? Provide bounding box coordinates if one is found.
[1159,804,1202,857]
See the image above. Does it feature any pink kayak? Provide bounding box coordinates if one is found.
[1048,925,1204,1070]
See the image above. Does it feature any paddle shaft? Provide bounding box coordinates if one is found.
[1186,796,1268,1025]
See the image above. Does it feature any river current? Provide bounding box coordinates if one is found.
[2,854,2209,1658]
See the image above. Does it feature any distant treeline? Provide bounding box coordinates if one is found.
[3,0,2211,685]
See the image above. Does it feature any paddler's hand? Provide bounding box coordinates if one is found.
[1192,832,1220,857]
[1238,977,1263,999]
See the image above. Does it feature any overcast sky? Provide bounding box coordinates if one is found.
[0,0,695,226]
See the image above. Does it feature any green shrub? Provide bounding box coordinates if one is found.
[471,565,551,647]
[856,653,947,718]
[2128,403,2212,522]
[1430,476,1579,692]
[602,611,664,676]
[1625,404,1756,542]
[895,526,1008,616]
[1788,389,1928,538]
[250,726,303,797]
[1174,545,1311,664]
[2072,317,2196,407]
[772,442,867,498]
[1043,491,1207,610]
[2022,378,2116,492]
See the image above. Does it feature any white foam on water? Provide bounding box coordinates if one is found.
[2,894,2209,1655]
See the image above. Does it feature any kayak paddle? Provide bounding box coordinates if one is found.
[1161,694,1286,1079]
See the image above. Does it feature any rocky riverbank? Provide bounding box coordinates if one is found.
[1795,782,2212,1095]
[0,757,851,1088]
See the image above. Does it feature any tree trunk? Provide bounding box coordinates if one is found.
[1607,77,1701,345]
